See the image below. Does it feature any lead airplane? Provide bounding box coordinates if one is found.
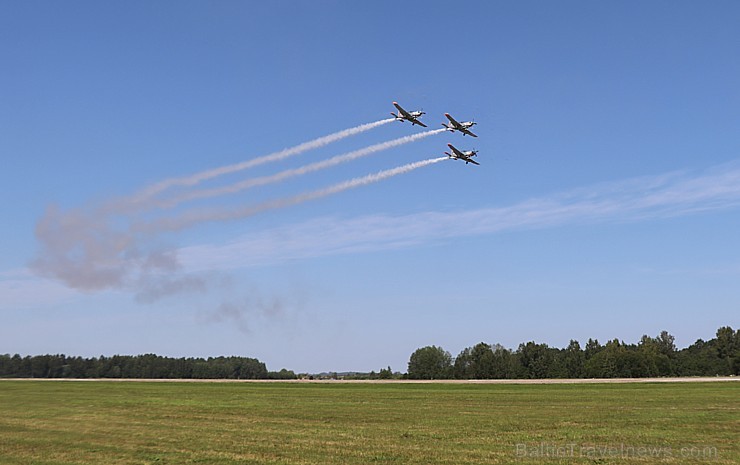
[445,143,480,165]
[442,113,478,137]
[391,101,427,127]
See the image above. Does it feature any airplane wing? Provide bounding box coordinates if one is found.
[413,120,428,128]
[447,144,464,157]
[393,102,411,118]
[467,158,480,166]
[444,113,461,128]
[460,127,478,137]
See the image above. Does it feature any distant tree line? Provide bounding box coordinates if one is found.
[3,326,736,380]
[341,367,401,380]
[0,353,297,380]
[407,326,739,379]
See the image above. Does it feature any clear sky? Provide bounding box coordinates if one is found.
[1,1,739,373]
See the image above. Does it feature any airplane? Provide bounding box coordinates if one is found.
[445,143,480,165]
[442,113,478,137]
[391,101,427,127]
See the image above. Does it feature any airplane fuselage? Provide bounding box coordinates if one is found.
[444,122,474,130]
[392,101,427,126]
[442,114,477,136]
[445,143,479,165]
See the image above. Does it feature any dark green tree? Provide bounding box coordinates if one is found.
[637,334,673,376]
[378,366,393,379]
[584,338,602,360]
[454,343,495,379]
[453,346,474,379]
[517,342,554,379]
[562,340,585,378]
[585,339,633,378]
[714,326,738,374]
[407,346,452,379]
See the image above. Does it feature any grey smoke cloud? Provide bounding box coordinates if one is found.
[30,205,135,291]
[134,275,209,304]
[29,204,202,300]
[29,120,437,306]
[203,296,285,334]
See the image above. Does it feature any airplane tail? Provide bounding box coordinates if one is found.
[442,123,452,131]
[390,112,401,120]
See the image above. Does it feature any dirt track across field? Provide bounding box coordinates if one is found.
[1,377,736,384]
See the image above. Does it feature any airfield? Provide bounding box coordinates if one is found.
[1,379,737,464]
[4,3,739,465]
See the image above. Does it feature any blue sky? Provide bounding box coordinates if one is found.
[1,1,739,373]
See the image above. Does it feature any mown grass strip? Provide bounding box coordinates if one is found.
[0,381,736,464]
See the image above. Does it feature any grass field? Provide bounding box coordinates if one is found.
[0,380,737,464]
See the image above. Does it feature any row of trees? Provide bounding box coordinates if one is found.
[2,327,736,380]
[0,353,297,380]
[408,326,739,379]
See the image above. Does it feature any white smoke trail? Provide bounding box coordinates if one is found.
[158,128,447,208]
[116,118,396,210]
[138,157,449,233]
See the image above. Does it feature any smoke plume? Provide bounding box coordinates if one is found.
[157,128,446,208]
[139,157,449,233]
[115,118,395,212]
[31,118,403,296]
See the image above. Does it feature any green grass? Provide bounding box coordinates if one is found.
[0,381,737,464]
